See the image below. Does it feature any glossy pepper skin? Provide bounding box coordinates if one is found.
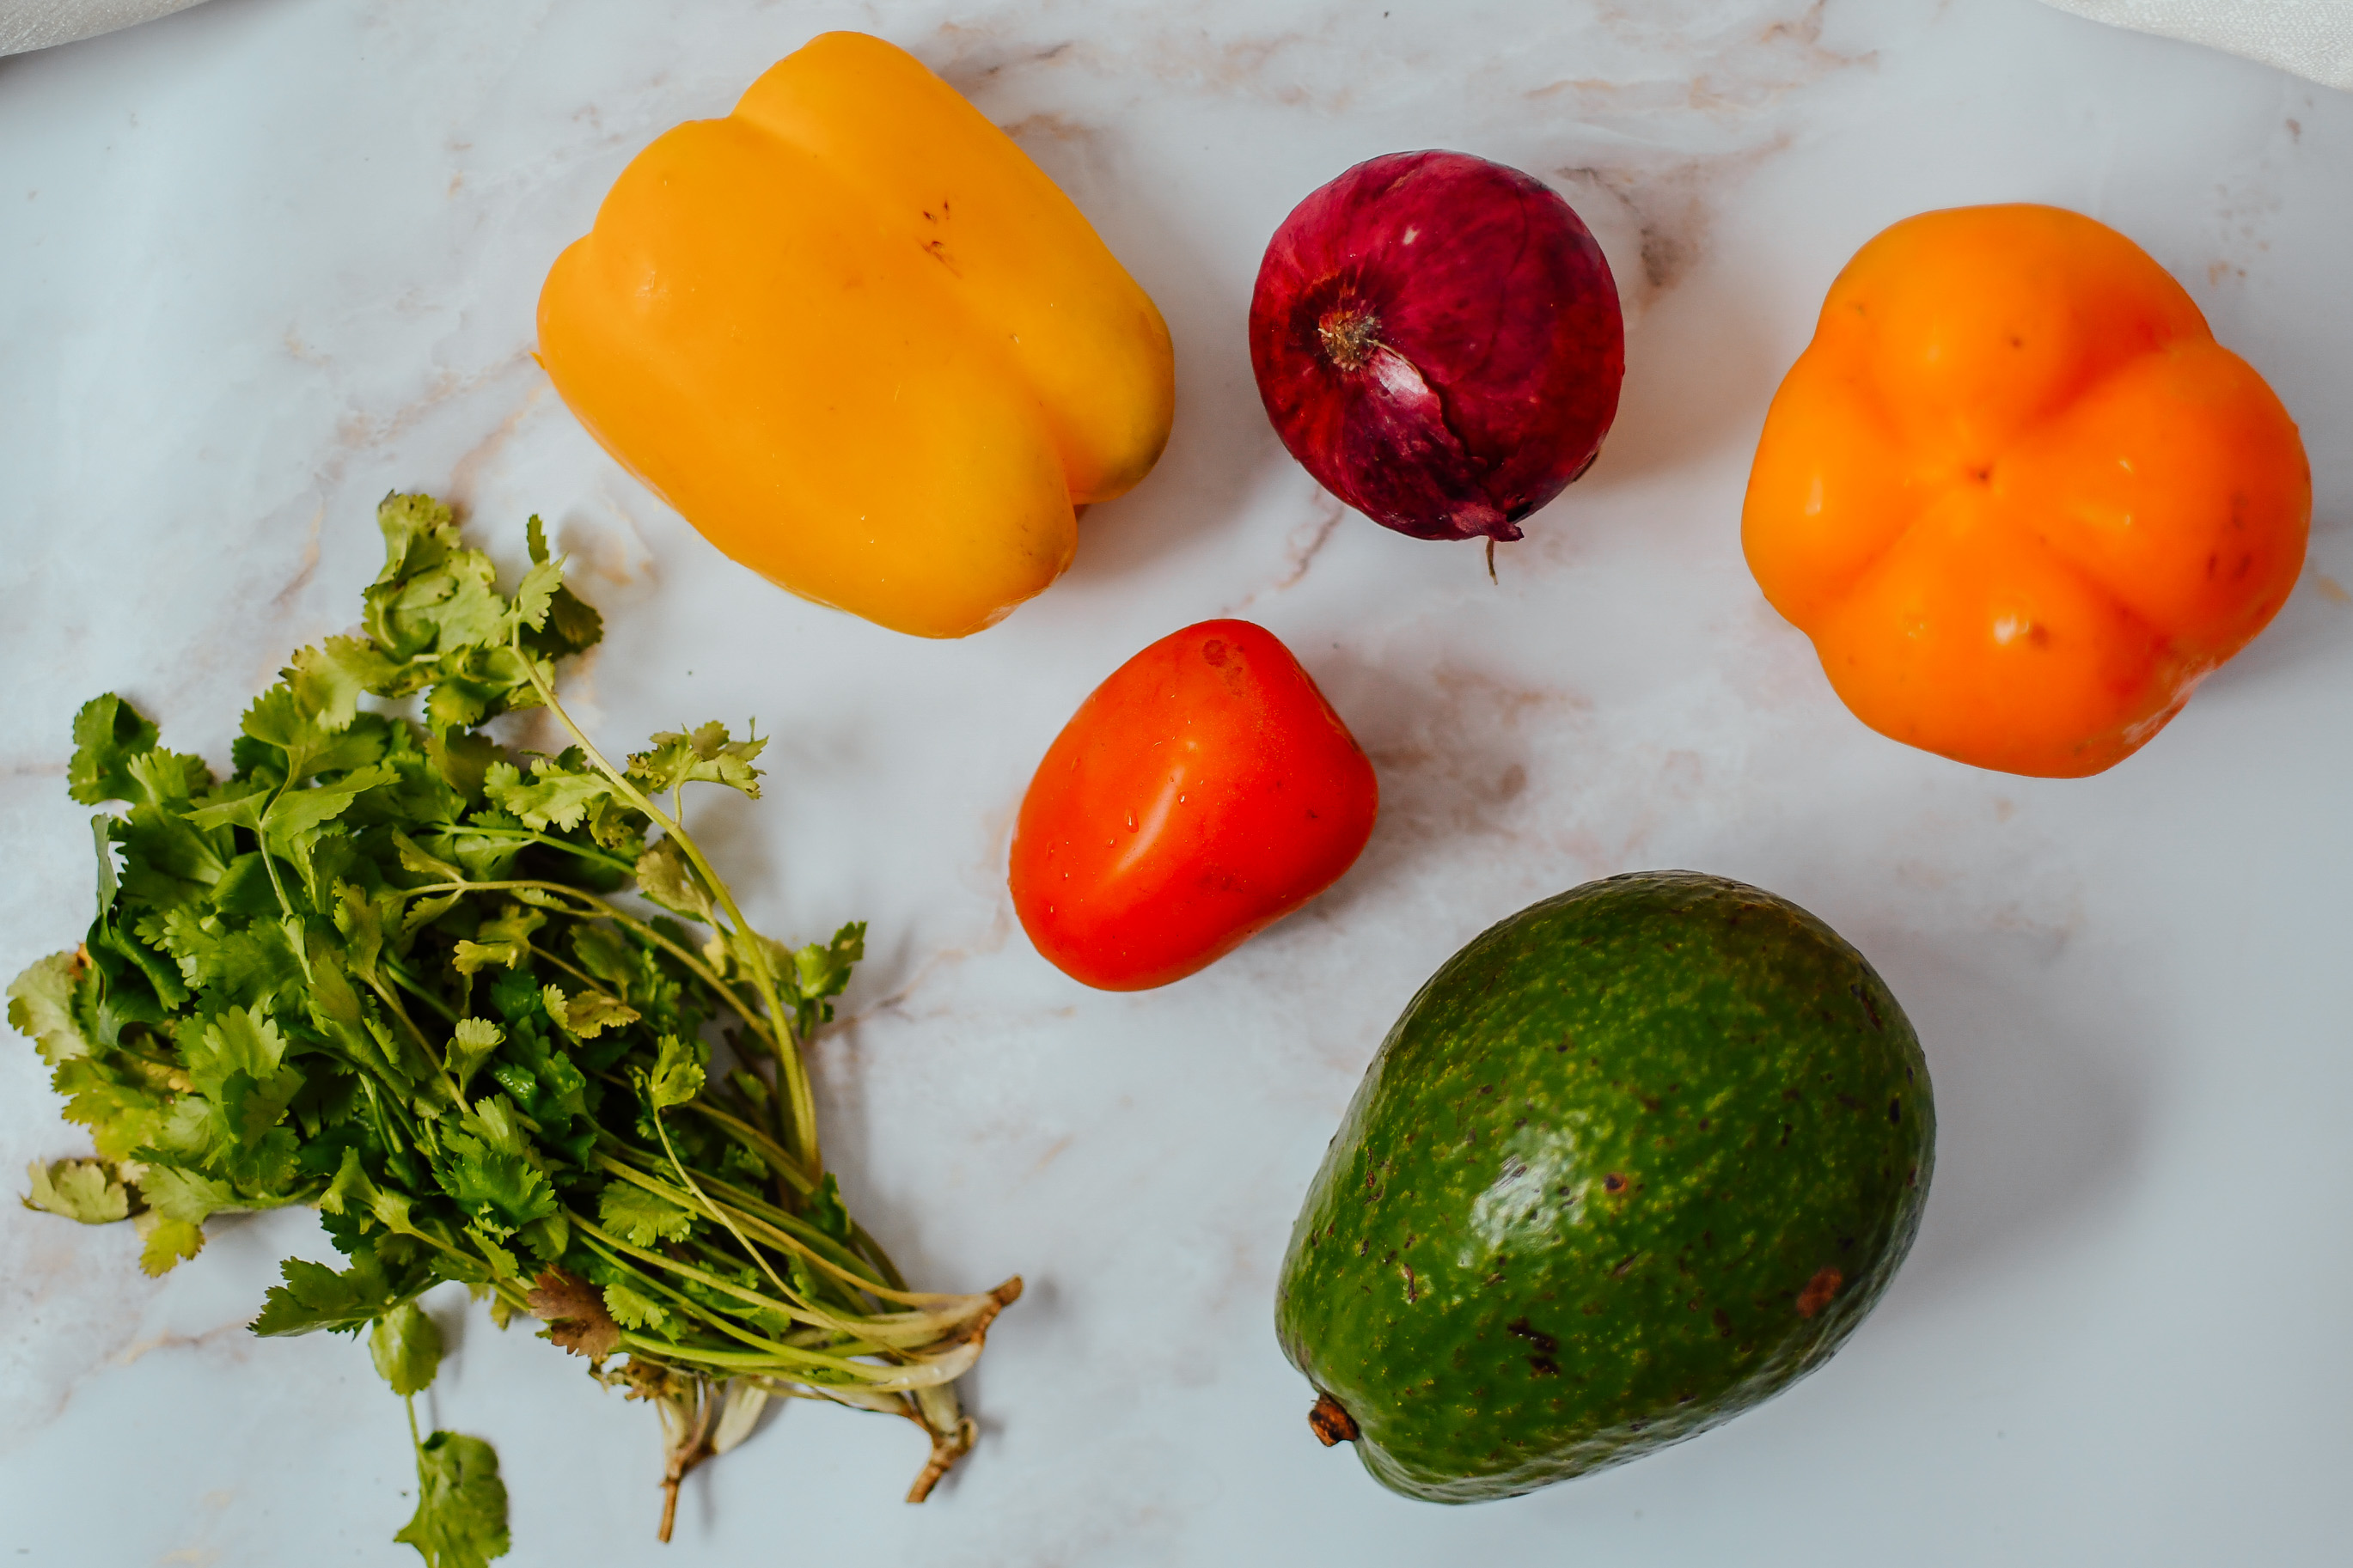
[1011,620,1378,991]
[1743,204,2309,777]
[538,32,1175,639]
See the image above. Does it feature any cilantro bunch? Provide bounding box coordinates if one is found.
[8,496,1019,1561]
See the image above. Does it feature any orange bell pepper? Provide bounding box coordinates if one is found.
[537,32,1175,639]
[1743,204,2309,777]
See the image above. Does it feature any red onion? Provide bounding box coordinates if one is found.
[1248,150,1625,544]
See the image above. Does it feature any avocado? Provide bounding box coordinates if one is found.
[1276,871,1933,1502]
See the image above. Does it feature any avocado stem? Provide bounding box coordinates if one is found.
[1308,1392,1360,1447]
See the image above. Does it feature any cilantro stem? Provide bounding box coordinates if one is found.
[672,1102,813,1198]
[367,976,468,1111]
[257,838,296,920]
[515,643,820,1176]
[456,822,639,876]
[613,1332,983,1388]
[379,956,459,1024]
[394,878,773,1051]
[568,1219,894,1358]
[590,1147,963,1313]
[588,1147,865,1284]
[650,1109,802,1309]
[522,941,602,994]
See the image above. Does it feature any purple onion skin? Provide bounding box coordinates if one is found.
[1249,150,1626,543]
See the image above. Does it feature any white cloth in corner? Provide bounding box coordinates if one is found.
[2040,0,2353,89]
[1,0,209,57]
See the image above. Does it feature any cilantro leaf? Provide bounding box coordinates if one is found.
[525,1267,621,1359]
[451,942,522,975]
[180,780,272,837]
[436,1098,556,1233]
[239,684,338,785]
[427,729,500,801]
[626,722,765,798]
[424,646,541,735]
[264,762,395,842]
[68,693,159,805]
[90,816,120,921]
[394,1431,510,1568]
[8,950,96,1065]
[513,555,564,634]
[321,1148,435,1243]
[791,922,866,1037]
[643,1034,705,1112]
[252,1239,436,1337]
[150,910,304,1011]
[220,1063,307,1152]
[448,1017,503,1095]
[600,1279,672,1333]
[369,1299,443,1397]
[483,756,619,833]
[541,984,638,1040]
[183,1004,289,1098]
[22,1157,130,1223]
[137,1212,206,1276]
[286,637,401,733]
[451,900,551,974]
[129,747,216,807]
[118,799,230,906]
[598,1183,697,1248]
[374,492,461,587]
[633,837,710,923]
[138,1164,236,1224]
[425,552,512,652]
[567,924,638,995]
[52,1054,170,1162]
[808,1173,854,1244]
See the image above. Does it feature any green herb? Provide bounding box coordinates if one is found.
[9,496,1019,1556]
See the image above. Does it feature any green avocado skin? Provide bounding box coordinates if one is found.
[1276,872,1934,1503]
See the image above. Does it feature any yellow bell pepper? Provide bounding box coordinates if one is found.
[537,32,1176,638]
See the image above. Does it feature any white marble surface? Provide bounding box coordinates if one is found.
[3,1,2350,1563]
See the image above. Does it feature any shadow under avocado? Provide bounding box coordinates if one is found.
[1844,919,2151,1319]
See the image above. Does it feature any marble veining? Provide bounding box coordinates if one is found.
[3,1,2351,1563]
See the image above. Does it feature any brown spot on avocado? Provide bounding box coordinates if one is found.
[1795,1266,1843,1318]
[1603,1173,1626,1193]
[1506,1318,1559,1355]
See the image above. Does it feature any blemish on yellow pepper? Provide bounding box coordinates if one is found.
[538,31,1176,638]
